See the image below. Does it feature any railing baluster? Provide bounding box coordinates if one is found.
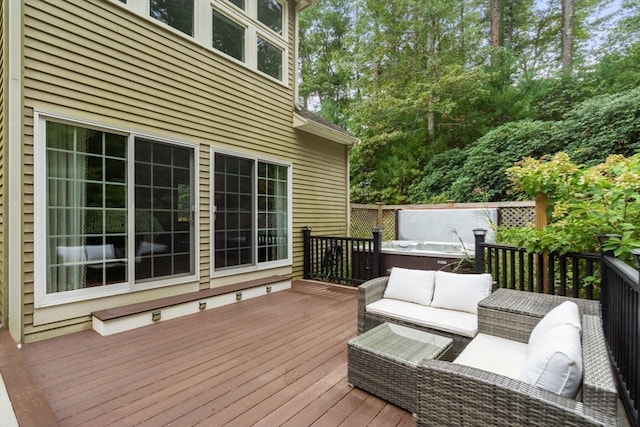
[548,252,556,294]
[559,254,567,296]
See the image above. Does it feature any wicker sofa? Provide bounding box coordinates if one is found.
[416,289,618,426]
[357,269,494,359]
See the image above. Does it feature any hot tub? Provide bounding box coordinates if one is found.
[380,240,475,273]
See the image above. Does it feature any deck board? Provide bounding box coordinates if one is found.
[20,281,415,426]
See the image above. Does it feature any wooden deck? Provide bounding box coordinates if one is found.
[20,281,415,426]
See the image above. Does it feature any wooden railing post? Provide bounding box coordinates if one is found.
[473,229,486,274]
[372,227,383,278]
[376,202,384,229]
[535,193,550,293]
[302,226,312,279]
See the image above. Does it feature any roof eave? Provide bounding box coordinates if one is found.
[294,0,317,12]
[293,111,359,147]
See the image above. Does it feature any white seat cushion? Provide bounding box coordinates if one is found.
[366,299,478,338]
[430,271,493,314]
[520,323,583,398]
[528,301,581,348]
[454,333,529,379]
[383,267,436,306]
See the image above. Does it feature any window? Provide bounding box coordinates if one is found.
[42,120,195,298]
[150,0,194,36]
[212,1,286,81]
[213,152,290,272]
[134,140,193,281]
[257,37,282,80]
[257,0,282,35]
[213,10,245,62]
[111,0,287,82]
[257,162,288,262]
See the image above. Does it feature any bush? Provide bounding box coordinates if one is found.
[499,153,640,259]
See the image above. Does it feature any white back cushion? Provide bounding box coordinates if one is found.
[430,271,493,314]
[383,267,436,306]
[56,246,87,264]
[85,244,116,262]
[529,301,581,348]
[520,323,583,398]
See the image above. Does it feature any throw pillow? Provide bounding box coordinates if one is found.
[529,301,581,348]
[383,267,436,306]
[520,323,583,398]
[430,271,493,314]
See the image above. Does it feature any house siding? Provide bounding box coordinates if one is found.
[18,0,349,342]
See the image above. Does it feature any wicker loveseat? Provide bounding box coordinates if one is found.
[416,289,618,426]
[357,269,494,359]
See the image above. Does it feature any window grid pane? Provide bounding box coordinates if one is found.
[150,0,194,36]
[213,10,245,62]
[257,0,283,35]
[228,0,244,10]
[257,36,282,80]
[258,162,287,263]
[135,140,193,282]
[46,123,128,293]
[214,154,254,269]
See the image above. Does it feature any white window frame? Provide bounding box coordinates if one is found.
[33,112,200,308]
[210,147,293,278]
[109,0,288,84]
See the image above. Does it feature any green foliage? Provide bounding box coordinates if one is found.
[563,87,640,165]
[298,1,640,204]
[410,87,640,203]
[500,153,640,259]
[408,148,467,203]
[299,0,356,129]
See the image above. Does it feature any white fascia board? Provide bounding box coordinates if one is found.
[292,112,359,147]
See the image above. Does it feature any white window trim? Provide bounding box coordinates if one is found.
[33,112,200,308]
[109,0,289,84]
[210,147,293,278]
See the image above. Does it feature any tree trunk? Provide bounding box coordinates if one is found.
[490,0,500,64]
[561,0,574,75]
[503,0,513,49]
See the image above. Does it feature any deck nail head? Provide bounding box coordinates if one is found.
[266,286,272,293]
[236,292,242,301]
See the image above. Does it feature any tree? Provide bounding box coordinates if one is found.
[298,0,356,129]
[298,0,637,204]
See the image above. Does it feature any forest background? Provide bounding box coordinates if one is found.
[298,0,640,205]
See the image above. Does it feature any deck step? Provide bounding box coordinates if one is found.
[92,275,291,336]
[0,329,59,426]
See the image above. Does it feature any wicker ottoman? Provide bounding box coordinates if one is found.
[347,322,453,414]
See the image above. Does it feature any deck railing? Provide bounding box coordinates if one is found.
[600,254,640,426]
[474,231,639,425]
[302,227,382,285]
[473,232,600,300]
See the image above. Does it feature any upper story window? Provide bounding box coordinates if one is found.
[228,0,244,10]
[258,0,283,35]
[212,0,286,81]
[150,0,195,36]
[111,0,287,83]
[213,10,245,62]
